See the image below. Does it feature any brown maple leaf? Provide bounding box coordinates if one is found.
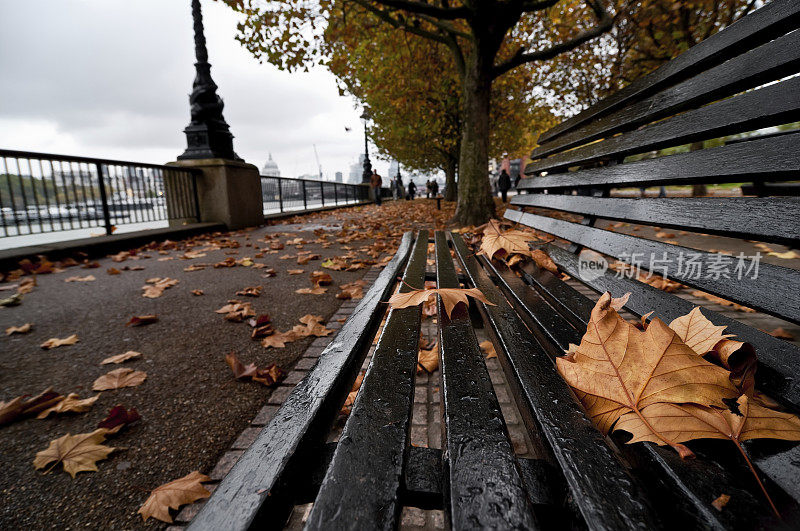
[388,287,494,318]
[479,340,497,359]
[417,342,439,374]
[296,286,327,295]
[530,249,558,274]
[669,307,733,355]
[40,334,79,349]
[478,219,533,260]
[310,271,333,286]
[93,368,147,391]
[101,350,142,364]
[37,393,99,418]
[0,388,63,426]
[138,471,212,523]
[64,275,96,282]
[33,429,115,478]
[556,292,739,457]
[261,330,301,348]
[287,269,304,275]
[235,285,262,297]
[225,352,258,379]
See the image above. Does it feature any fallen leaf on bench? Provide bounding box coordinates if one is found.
[0,388,63,427]
[98,405,141,430]
[389,287,495,318]
[93,368,147,391]
[530,249,558,274]
[556,292,738,457]
[5,323,32,335]
[479,340,497,359]
[296,286,327,295]
[37,393,98,418]
[712,494,730,512]
[669,307,733,355]
[767,250,799,259]
[138,471,212,523]
[41,334,79,349]
[126,314,159,326]
[101,351,142,364]
[33,429,115,478]
[767,327,795,340]
[341,370,366,416]
[478,219,533,259]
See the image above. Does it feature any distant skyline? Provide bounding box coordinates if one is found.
[0,0,397,178]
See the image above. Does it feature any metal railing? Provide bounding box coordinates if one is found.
[0,149,200,240]
[260,175,379,214]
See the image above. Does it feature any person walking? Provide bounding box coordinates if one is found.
[395,175,404,200]
[498,169,511,203]
[370,170,383,206]
[431,179,439,197]
[407,179,417,200]
[425,179,432,199]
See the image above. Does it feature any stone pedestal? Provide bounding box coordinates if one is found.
[167,158,263,230]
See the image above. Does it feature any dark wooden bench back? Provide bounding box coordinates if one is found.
[509,0,800,407]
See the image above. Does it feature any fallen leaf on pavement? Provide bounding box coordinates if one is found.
[0,388,63,426]
[235,285,262,297]
[41,334,79,349]
[37,393,99,418]
[93,368,147,391]
[98,405,141,430]
[101,351,142,364]
[191,289,204,296]
[225,352,257,379]
[126,315,158,327]
[310,271,333,286]
[64,275,96,282]
[287,269,304,275]
[224,353,285,386]
[142,277,179,298]
[6,323,32,335]
[33,429,115,478]
[296,286,327,295]
[107,268,121,275]
[138,471,212,523]
[216,300,255,322]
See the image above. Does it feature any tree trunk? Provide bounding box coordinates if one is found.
[689,141,708,196]
[452,49,495,226]
[444,156,457,201]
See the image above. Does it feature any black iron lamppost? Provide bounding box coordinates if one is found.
[178,0,241,161]
[360,109,372,183]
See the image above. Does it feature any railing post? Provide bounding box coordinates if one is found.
[320,181,325,207]
[302,180,307,209]
[277,178,284,213]
[191,169,201,222]
[95,162,113,235]
[334,183,338,205]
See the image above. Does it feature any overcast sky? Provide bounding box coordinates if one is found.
[0,0,391,179]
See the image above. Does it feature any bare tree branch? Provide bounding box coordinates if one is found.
[367,0,469,20]
[349,0,452,45]
[492,0,612,79]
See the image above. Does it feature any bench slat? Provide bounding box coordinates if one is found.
[532,28,800,160]
[434,231,539,529]
[305,231,429,529]
[490,256,780,527]
[537,0,800,145]
[526,75,800,175]
[187,232,416,531]
[544,244,800,407]
[505,209,800,324]
[521,131,800,186]
[450,234,662,529]
[511,195,800,246]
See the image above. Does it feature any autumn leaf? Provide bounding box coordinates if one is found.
[556,292,739,457]
[107,267,121,275]
[337,280,365,300]
[261,330,299,348]
[101,350,142,364]
[479,340,497,359]
[767,327,795,340]
[6,323,32,335]
[37,393,99,418]
[287,269,305,275]
[235,286,262,297]
[478,219,533,259]
[191,289,204,296]
[41,334,79,349]
[310,271,333,286]
[388,287,495,318]
[225,352,257,379]
[669,307,733,355]
[93,368,147,391]
[530,249,558,274]
[296,286,327,295]
[64,275,96,282]
[767,250,800,259]
[712,494,730,512]
[0,388,63,426]
[417,342,439,373]
[126,315,158,327]
[138,471,212,523]
[98,405,141,430]
[142,277,179,298]
[33,429,115,478]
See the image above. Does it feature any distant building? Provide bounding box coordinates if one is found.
[388,160,399,178]
[335,172,343,183]
[348,154,366,184]
[261,153,280,177]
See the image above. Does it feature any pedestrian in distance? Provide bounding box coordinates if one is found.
[370,170,383,206]
[407,180,417,200]
[431,180,439,197]
[395,174,404,200]
[426,179,432,199]
[498,169,511,203]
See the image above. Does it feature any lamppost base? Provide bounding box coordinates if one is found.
[178,123,242,161]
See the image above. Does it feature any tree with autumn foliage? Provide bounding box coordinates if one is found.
[324,10,556,202]
[222,0,612,225]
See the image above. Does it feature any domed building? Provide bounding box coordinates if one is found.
[261,153,281,177]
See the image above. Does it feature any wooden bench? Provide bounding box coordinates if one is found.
[187,2,800,529]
